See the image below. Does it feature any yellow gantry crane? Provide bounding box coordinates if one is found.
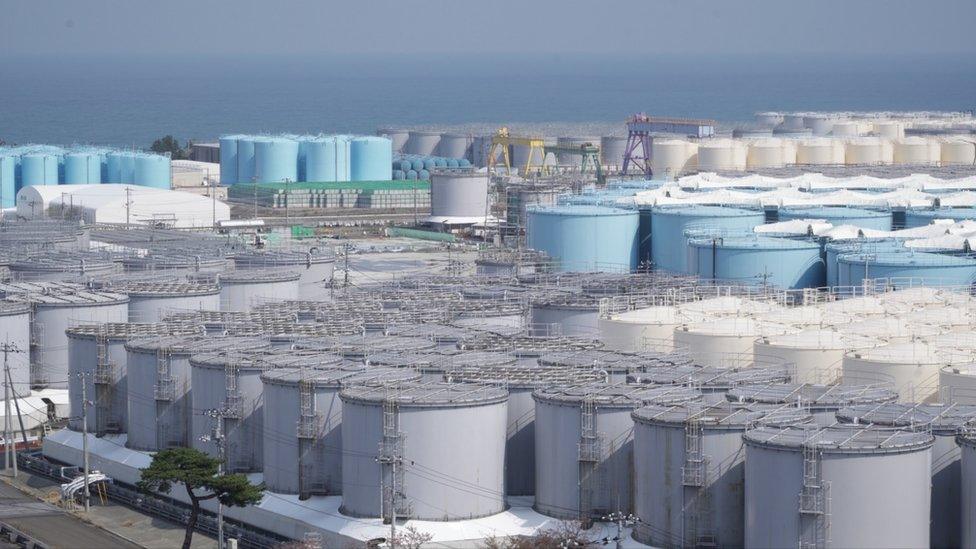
[487,128,546,176]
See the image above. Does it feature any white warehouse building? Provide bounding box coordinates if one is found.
[16,184,230,228]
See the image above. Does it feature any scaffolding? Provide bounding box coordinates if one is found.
[681,416,715,548]
[296,373,327,499]
[93,328,120,434]
[798,443,831,549]
[577,395,603,525]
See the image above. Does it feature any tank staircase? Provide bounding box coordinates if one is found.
[28,315,46,387]
[153,349,182,449]
[577,397,604,526]
[682,418,716,548]
[378,394,410,522]
[798,444,831,549]
[93,330,120,434]
[297,377,327,499]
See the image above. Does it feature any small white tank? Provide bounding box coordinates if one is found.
[804,115,837,136]
[842,341,968,402]
[875,120,905,139]
[940,364,976,405]
[673,318,795,369]
[795,138,845,165]
[697,139,747,171]
[830,121,861,137]
[940,138,976,165]
[754,329,881,384]
[747,138,789,168]
[844,138,893,165]
[755,112,784,127]
[598,306,707,353]
[651,139,698,178]
[844,317,943,342]
[893,137,941,165]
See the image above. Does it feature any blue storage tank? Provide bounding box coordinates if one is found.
[254,138,299,183]
[406,170,419,180]
[458,159,471,167]
[20,154,58,186]
[0,155,15,207]
[433,157,447,168]
[305,136,351,182]
[824,238,905,287]
[411,159,424,172]
[650,205,766,274]
[396,160,412,172]
[526,205,639,272]
[119,152,136,183]
[349,136,392,181]
[219,135,243,185]
[837,251,976,287]
[904,208,976,228]
[446,159,459,168]
[418,169,430,180]
[779,206,893,232]
[133,154,171,189]
[688,236,825,289]
[393,170,405,180]
[105,152,123,183]
[63,153,101,184]
[237,137,257,184]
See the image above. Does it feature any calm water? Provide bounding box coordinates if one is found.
[0,53,973,147]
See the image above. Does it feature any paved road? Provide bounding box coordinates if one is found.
[0,481,142,549]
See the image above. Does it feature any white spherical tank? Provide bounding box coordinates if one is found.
[844,138,893,165]
[632,402,812,547]
[0,303,31,390]
[673,318,795,369]
[795,138,845,165]
[429,171,490,219]
[754,330,881,385]
[533,383,702,520]
[651,139,698,178]
[339,382,508,520]
[893,137,941,165]
[842,341,966,402]
[697,139,747,171]
[598,306,707,353]
[217,269,300,311]
[940,138,976,165]
[744,425,933,549]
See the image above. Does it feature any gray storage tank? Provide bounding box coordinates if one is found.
[9,254,119,282]
[726,383,898,426]
[631,401,812,548]
[0,302,32,390]
[9,287,129,389]
[537,349,651,383]
[447,365,605,497]
[124,335,268,451]
[339,381,509,521]
[533,382,702,521]
[261,364,420,497]
[384,323,470,351]
[528,294,601,337]
[215,269,301,311]
[232,248,336,300]
[837,403,976,549]
[119,281,222,323]
[960,432,976,549]
[628,364,792,404]
[744,425,933,549]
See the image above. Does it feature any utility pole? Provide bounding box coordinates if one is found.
[80,372,90,512]
[343,243,350,289]
[201,409,226,549]
[284,178,291,226]
[125,186,132,228]
[210,176,217,230]
[3,342,23,477]
[252,176,258,220]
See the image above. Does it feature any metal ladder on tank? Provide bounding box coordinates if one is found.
[378,392,410,522]
[296,376,326,499]
[93,328,119,435]
[577,396,603,526]
[798,444,831,549]
[154,348,179,449]
[681,417,716,548]
[222,361,248,472]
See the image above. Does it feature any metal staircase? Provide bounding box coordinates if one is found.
[578,396,603,524]
[682,418,715,548]
[296,377,326,498]
[378,392,409,522]
[93,329,120,434]
[798,444,831,549]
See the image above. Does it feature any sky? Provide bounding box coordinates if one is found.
[2,0,975,57]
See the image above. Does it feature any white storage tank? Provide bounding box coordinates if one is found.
[124,335,268,451]
[795,138,845,165]
[528,294,600,337]
[0,302,31,390]
[436,133,473,160]
[843,341,967,402]
[598,306,707,353]
[893,137,941,165]
[940,364,976,405]
[403,130,441,156]
[214,269,300,311]
[674,318,795,369]
[844,137,893,165]
[9,288,129,389]
[746,138,791,169]
[339,381,508,520]
[9,255,119,282]
[533,383,702,520]
[804,114,837,136]
[232,248,335,301]
[260,364,419,497]
[697,139,747,171]
[429,171,490,220]
[383,323,471,351]
[755,112,784,127]
[446,366,605,497]
[844,316,942,342]
[754,330,881,384]
[837,403,976,549]
[726,383,898,426]
[632,401,812,547]
[600,136,628,169]
[376,128,409,153]
[121,281,221,323]
[875,120,905,139]
[830,121,861,137]
[940,138,976,165]
[650,139,698,178]
[744,425,933,549]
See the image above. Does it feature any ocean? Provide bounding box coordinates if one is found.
[0,53,973,148]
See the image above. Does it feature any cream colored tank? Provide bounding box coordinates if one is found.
[845,138,893,165]
[754,329,880,384]
[830,121,861,137]
[651,139,698,178]
[874,120,905,139]
[673,318,795,369]
[940,139,976,165]
[598,306,707,353]
[697,139,747,171]
[893,137,941,165]
[746,138,788,168]
[842,341,968,402]
[939,364,976,405]
[795,138,845,165]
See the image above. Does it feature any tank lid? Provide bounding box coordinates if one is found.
[7,287,129,306]
[744,425,934,454]
[364,351,444,369]
[726,383,898,409]
[533,382,701,408]
[537,350,652,373]
[847,341,967,365]
[633,401,812,429]
[757,329,880,350]
[428,351,518,371]
[261,365,419,387]
[67,322,203,340]
[384,323,469,343]
[340,381,508,407]
[447,365,604,388]
[650,204,763,218]
[837,403,976,433]
[125,334,267,354]
[526,205,638,217]
[0,301,31,316]
[329,334,438,356]
[457,333,603,355]
[232,248,336,265]
[628,365,792,389]
[212,269,302,283]
[257,350,344,369]
[111,281,220,297]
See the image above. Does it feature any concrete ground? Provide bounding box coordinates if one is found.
[0,471,216,549]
